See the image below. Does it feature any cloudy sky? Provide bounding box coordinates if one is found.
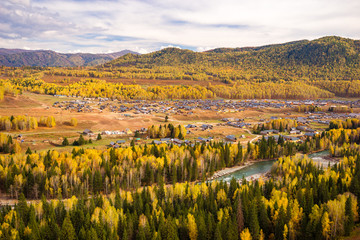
[1,0,359,53]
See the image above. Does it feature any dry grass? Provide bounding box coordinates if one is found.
[0,92,318,153]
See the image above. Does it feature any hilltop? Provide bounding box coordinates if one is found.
[0,49,139,67]
[105,36,360,82]
[109,36,360,68]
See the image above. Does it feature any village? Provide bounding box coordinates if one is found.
[52,97,360,114]
[2,91,360,154]
[74,107,359,150]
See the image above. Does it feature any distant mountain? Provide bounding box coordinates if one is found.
[0,49,139,67]
[105,36,360,82]
[108,36,360,68]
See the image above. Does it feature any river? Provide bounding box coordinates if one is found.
[212,150,335,182]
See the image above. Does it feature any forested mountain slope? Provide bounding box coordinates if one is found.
[106,36,360,82]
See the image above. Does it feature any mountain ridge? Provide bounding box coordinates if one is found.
[103,36,360,83]
[107,36,360,67]
[0,49,139,67]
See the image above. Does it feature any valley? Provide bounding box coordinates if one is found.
[0,36,359,240]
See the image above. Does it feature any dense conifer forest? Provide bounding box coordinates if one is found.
[0,121,359,239]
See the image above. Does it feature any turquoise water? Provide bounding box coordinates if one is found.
[213,150,332,182]
[307,150,333,166]
[308,150,330,158]
[213,160,275,182]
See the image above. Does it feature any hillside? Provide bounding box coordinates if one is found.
[0,49,139,67]
[105,36,360,82]
[2,36,360,99]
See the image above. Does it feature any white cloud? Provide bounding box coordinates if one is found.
[196,46,215,52]
[0,0,359,53]
[160,45,182,50]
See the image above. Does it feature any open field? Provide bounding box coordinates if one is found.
[0,92,359,154]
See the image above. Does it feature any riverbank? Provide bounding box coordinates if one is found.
[208,159,275,181]
[209,150,339,183]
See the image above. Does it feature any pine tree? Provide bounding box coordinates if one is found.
[25,147,32,154]
[214,224,223,240]
[236,195,245,234]
[28,206,41,240]
[279,122,284,132]
[196,212,207,240]
[78,134,85,145]
[345,196,354,236]
[61,214,76,240]
[248,201,260,240]
[62,137,69,146]
[164,218,179,240]
[97,133,102,140]
[236,142,243,164]
[93,170,103,194]
[17,193,29,225]
[178,131,184,140]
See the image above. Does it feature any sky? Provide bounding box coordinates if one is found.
[0,0,359,54]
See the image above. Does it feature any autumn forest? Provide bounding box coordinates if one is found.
[0,36,359,240]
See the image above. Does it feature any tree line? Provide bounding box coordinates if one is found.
[147,124,187,140]
[0,115,56,131]
[253,119,298,133]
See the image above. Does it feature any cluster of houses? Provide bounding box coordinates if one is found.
[259,125,320,143]
[221,118,250,128]
[152,135,245,146]
[53,100,93,112]
[152,138,191,146]
[52,96,360,117]
[101,129,133,136]
[261,135,301,142]
[109,140,126,148]
[184,124,214,133]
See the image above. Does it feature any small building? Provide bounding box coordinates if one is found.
[172,138,184,145]
[201,124,213,130]
[296,126,307,131]
[283,135,301,142]
[83,129,93,135]
[289,130,301,135]
[260,130,279,135]
[225,135,237,142]
[305,128,317,133]
[197,137,213,143]
[153,140,162,145]
[304,132,318,137]
[263,135,280,141]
